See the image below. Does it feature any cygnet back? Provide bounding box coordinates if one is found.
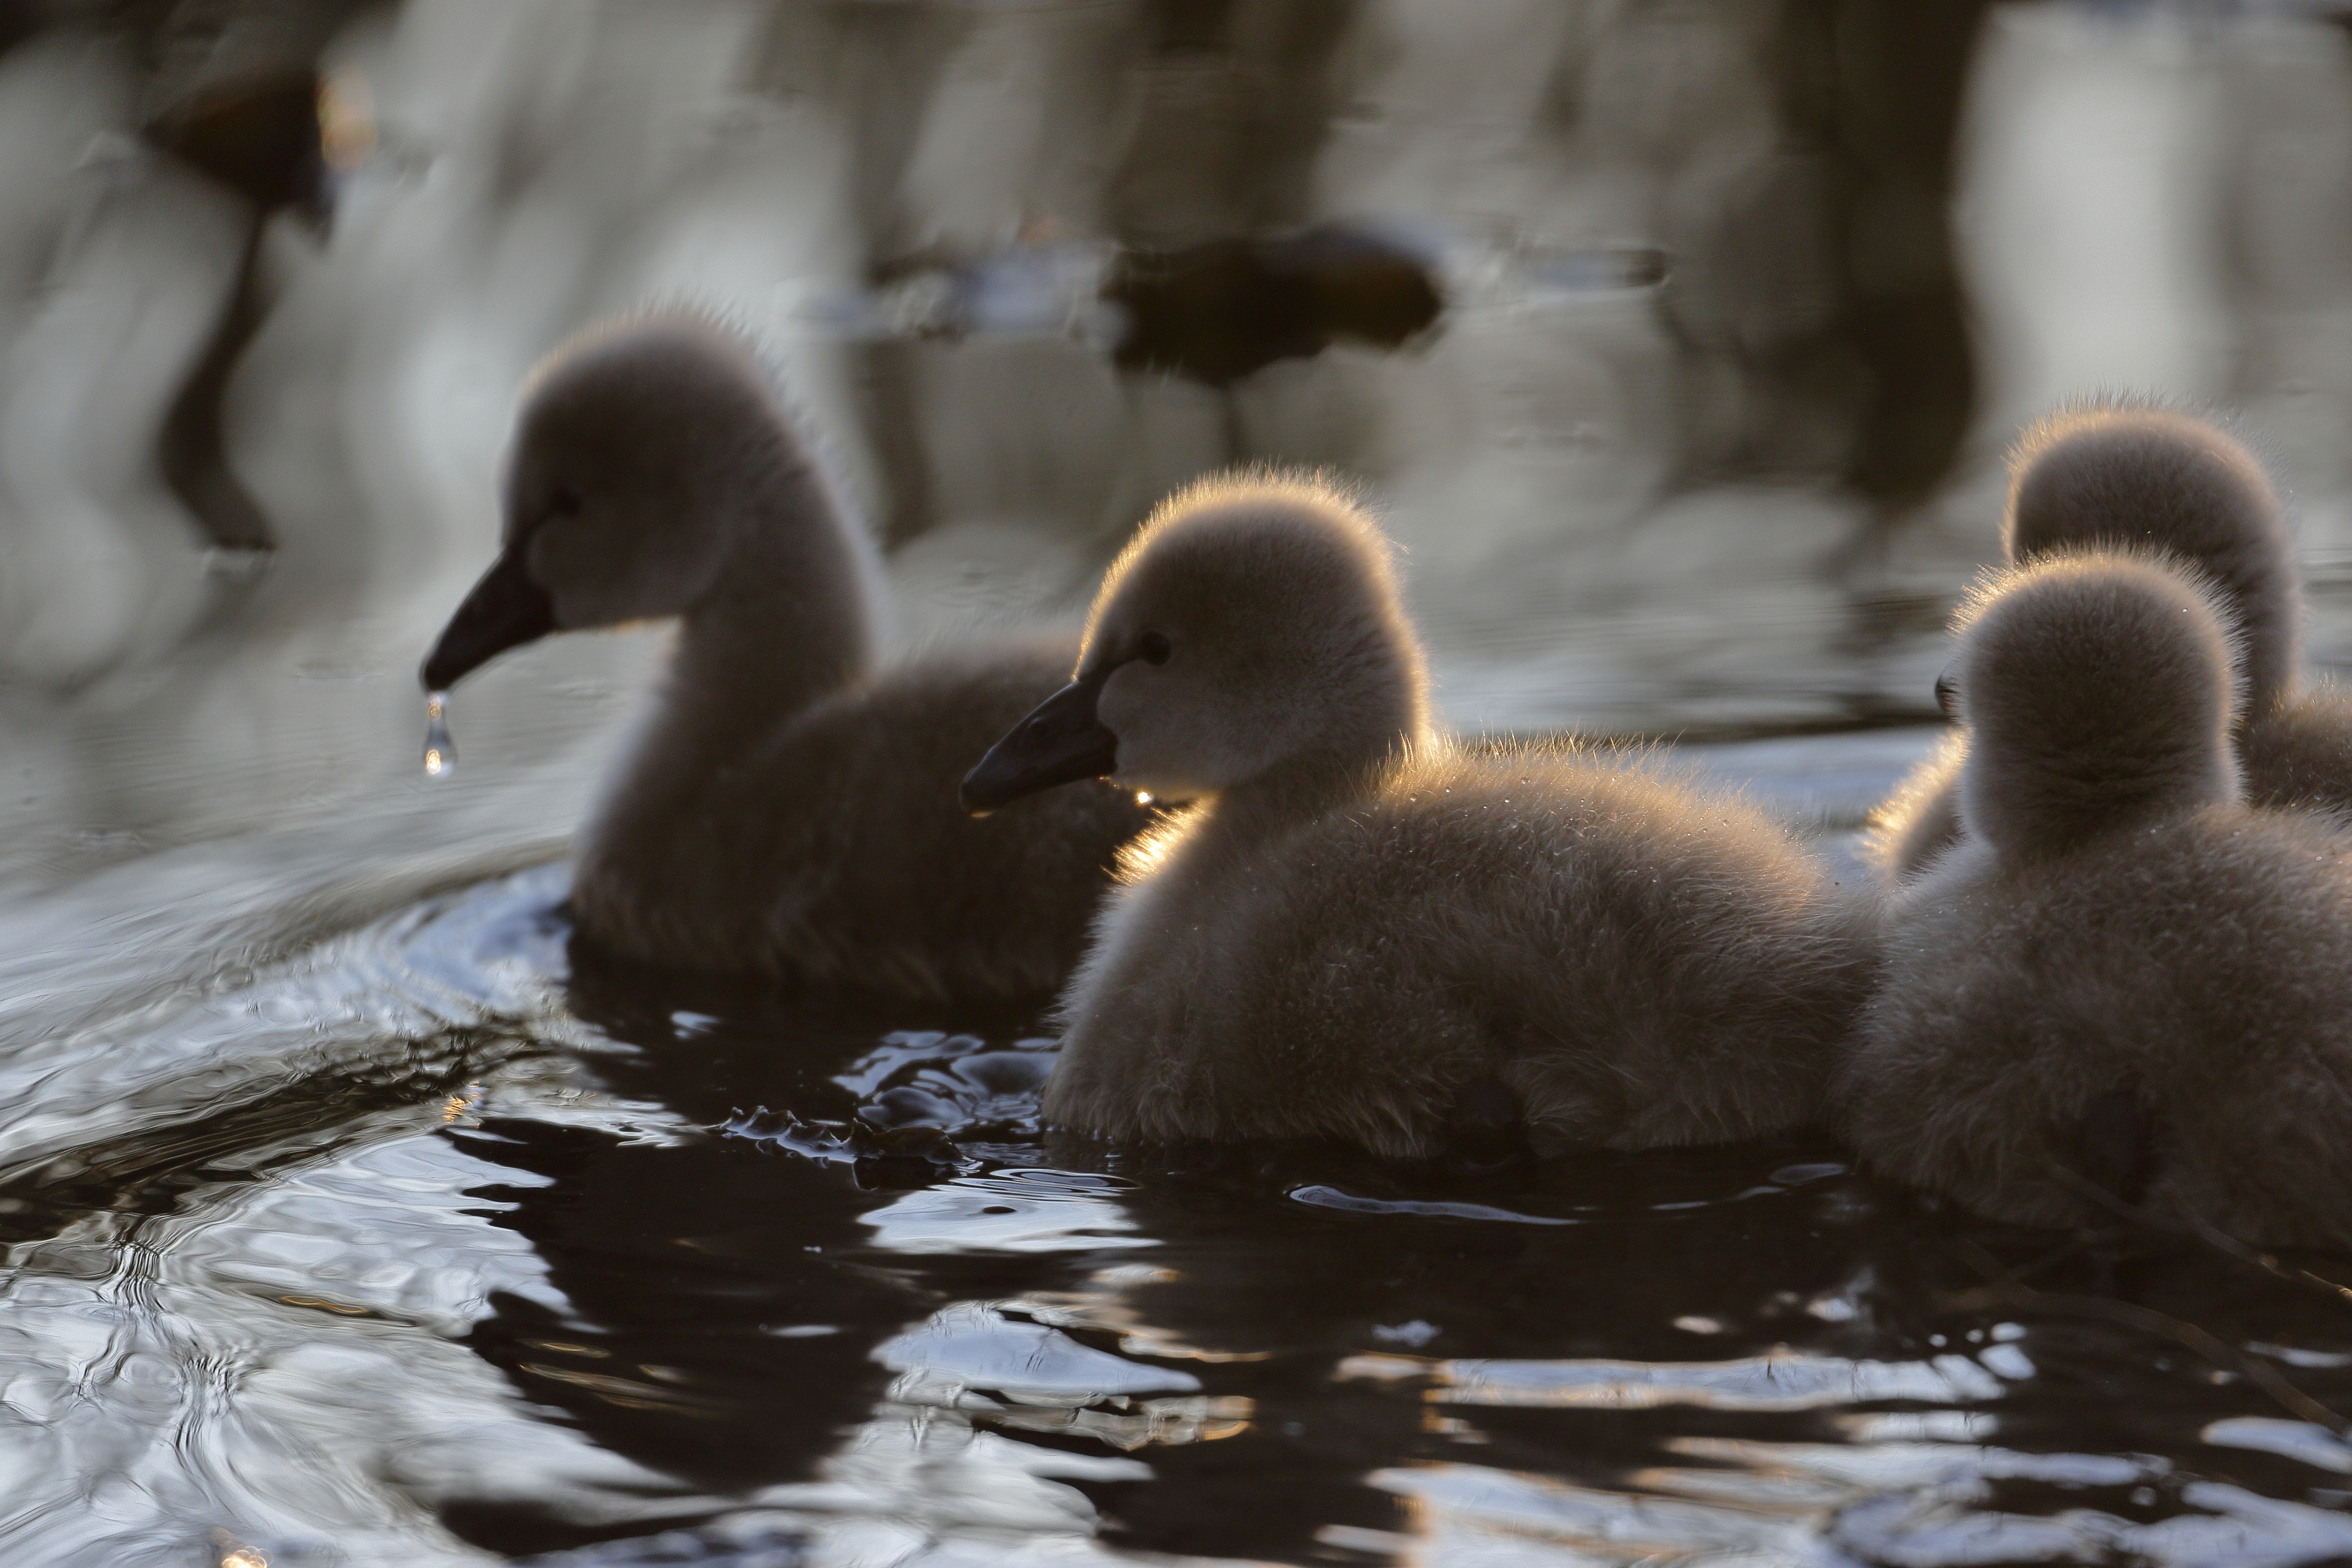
[1837,552,2352,1249]
[967,475,1877,1158]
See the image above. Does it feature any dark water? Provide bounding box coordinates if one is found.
[10,742,2352,1567]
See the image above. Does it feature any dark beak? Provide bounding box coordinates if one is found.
[1933,661,1959,719]
[961,671,1119,814]
[420,549,558,691]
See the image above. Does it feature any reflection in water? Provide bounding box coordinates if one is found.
[5,0,2352,864]
[1338,1346,2007,1412]
[147,64,342,556]
[1103,225,1446,387]
[5,0,2289,874]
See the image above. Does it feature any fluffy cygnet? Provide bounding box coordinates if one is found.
[422,314,1149,998]
[1836,551,2352,1248]
[1866,405,2352,880]
[962,476,1877,1159]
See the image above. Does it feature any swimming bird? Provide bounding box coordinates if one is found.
[421,314,1149,998]
[1835,550,2352,1248]
[961,475,1876,1159]
[1866,405,2352,879]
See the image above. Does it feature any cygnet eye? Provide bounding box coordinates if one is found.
[546,484,584,520]
[1136,631,1173,666]
[1933,664,1959,719]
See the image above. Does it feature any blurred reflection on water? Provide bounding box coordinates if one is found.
[4,0,2352,868]
[9,1,2352,1564]
[6,0,2352,889]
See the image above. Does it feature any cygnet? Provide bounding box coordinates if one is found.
[1866,405,2352,879]
[961,475,1877,1159]
[422,314,1149,998]
[1836,550,2352,1248]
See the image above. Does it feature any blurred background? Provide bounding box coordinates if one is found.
[6,0,2352,899]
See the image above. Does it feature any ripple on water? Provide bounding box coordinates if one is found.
[9,764,2352,1564]
[862,1169,1151,1255]
[1334,1346,2007,1411]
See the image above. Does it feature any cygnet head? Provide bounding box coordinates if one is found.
[961,475,1430,811]
[2004,406,2298,712]
[1951,551,2242,860]
[422,313,862,691]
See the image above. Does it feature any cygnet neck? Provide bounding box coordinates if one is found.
[1964,750,2237,866]
[1185,711,1436,860]
[656,458,885,765]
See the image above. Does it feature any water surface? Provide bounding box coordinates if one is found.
[9,735,2352,1568]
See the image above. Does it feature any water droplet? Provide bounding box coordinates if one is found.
[422,691,457,780]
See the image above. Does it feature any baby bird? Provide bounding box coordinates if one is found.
[962,475,1876,1159]
[422,314,1149,998]
[1835,551,2352,1248]
[1867,405,2352,879]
